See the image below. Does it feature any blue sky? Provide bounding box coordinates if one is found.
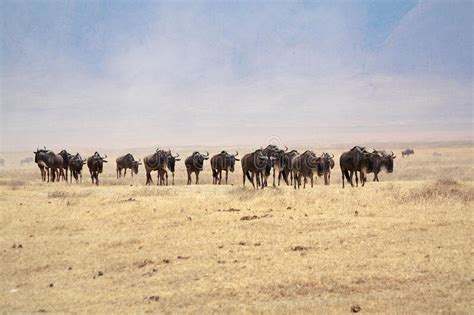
[0,0,472,150]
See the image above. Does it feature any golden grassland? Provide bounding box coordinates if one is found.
[0,143,473,313]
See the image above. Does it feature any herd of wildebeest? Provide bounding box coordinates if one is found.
[0,146,417,189]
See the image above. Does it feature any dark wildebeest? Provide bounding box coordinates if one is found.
[293,150,320,189]
[21,157,33,165]
[116,153,141,178]
[401,149,414,157]
[0,158,4,166]
[87,152,108,185]
[366,150,396,182]
[70,153,86,183]
[316,152,335,185]
[210,151,240,185]
[58,150,73,182]
[280,150,299,186]
[185,151,209,185]
[262,145,288,187]
[339,146,375,188]
[33,148,65,182]
[241,149,273,189]
[143,149,167,185]
[156,151,180,186]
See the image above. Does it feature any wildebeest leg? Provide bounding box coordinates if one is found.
[225,170,228,185]
[310,173,314,188]
[354,171,359,187]
[218,170,222,185]
[324,172,328,185]
[187,170,192,185]
[124,169,127,177]
[165,172,168,186]
[90,170,94,184]
[196,171,200,184]
[373,172,379,182]
[272,168,276,187]
[95,172,99,186]
[361,171,366,187]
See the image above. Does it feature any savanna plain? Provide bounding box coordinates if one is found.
[1,143,473,313]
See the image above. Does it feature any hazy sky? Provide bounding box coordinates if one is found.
[1,0,472,151]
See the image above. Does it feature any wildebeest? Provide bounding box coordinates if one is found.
[116,153,141,178]
[210,151,240,185]
[21,157,33,165]
[293,150,320,189]
[401,148,414,157]
[364,150,396,182]
[33,148,65,182]
[281,150,300,186]
[185,151,209,185]
[316,152,335,185]
[143,149,166,185]
[262,145,288,187]
[58,149,73,182]
[70,153,86,183]
[87,152,108,185]
[157,151,180,186]
[339,146,374,188]
[0,158,4,166]
[241,149,272,189]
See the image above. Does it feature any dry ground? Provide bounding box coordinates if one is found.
[1,143,473,313]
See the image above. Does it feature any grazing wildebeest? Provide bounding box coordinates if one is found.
[116,153,141,178]
[316,152,335,185]
[158,151,180,186]
[21,157,33,165]
[401,148,414,157]
[0,158,4,166]
[87,152,108,185]
[339,146,374,188]
[58,149,73,182]
[367,150,396,182]
[241,149,272,189]
[70,153,86,183]
[33,148,64,182]
[293,150,320,189]
[185,151,209,185]
[143,149,167,185]
[262,145,288,187]
[210,151,240,185]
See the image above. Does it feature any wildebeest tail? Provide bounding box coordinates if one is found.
[343,169,351,182]
[245,171,253,182]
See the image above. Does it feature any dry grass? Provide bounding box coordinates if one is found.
[0,143,473,313]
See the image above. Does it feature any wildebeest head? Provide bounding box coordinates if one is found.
[381,151,396,173]
[224,151,240,172]
[131,160,141,174]
[33,148,47,163]
[71,153,86,170]
[91,152,108,173]
[165,151,180,173]
[192,151,209,170]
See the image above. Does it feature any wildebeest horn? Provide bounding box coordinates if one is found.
[234,151,239,157]
[103,154,107,159]
[283,145,288,151]
[43,146,46,149]
[203,151,209,157]
[173,152,179,158]
[330,153,334,158]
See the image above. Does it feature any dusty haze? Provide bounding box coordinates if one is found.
[0,0,472,151]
